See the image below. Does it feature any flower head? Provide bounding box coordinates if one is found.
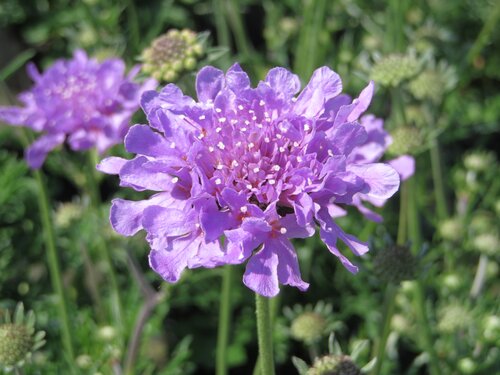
[0,50,156,169]
[99,64,402,297]
[141,29,204,82]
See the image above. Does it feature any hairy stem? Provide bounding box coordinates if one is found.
[255,294,275,375]
[216,266,233,375]
[33,168,75,366]
[85,152,124,338]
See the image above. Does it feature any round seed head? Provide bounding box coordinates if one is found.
[373,245,417,284]
[371,54,419,87]
[291,312,328,344]
[387,126,423,156]
[307,354,361,375]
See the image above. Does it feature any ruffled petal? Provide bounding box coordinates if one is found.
[388,155,415,181]
[96,156,128,175]
[273,237,309,291]
[265,67,301,99]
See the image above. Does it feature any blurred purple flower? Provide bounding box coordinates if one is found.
[0,50,156,168]
[346,114,415,222]
[99,64,402,297]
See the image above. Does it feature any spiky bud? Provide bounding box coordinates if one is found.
[54,201,83,229]
[0,303,45,370]
[371,54,419,87]
[373,245,417,284]
[291,312,327,344]
[141,29,204,82]
[387,126,423,156]
[307,354,361,375]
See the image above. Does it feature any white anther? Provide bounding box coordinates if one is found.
[171,177,179,183]
[279,146,286,152]
[246,184,253,189]
[264,137,270,143]
[264,111,270,118]
[208,146,215,152]
[218,117,226,123]
[280,227,287,234]
[253,167,260,173]
[231,160,239,167]
[269,179,276,185]
[216,164,224,170]
[304,124,311,131]
[252,116,257,121]
[215,107,222,113]
[240,206,248,213]
[215,178,222,185]
[238,104,244,110]
[248,142,255,149]
[276,134,282,139]
[216,127,222,133]
[217,141,225,150]
[259,100,265,106]
[328,149,334,157]
[199,115,206,120]
[272,165,280,171]
[170,142,176,148]
[245,120,250,125]
[241,127,247,132]
[230,119,238,124]
[297,156,303,162]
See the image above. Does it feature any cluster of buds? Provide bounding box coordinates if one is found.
[307,354,361,375]
[141,29,204,82]
[387,126,423,156]
[371,53,420,87]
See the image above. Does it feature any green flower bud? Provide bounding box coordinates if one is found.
[0,303,45,371]
[472,232,499,256]
[54,201,83,229]
[307,354,361,375]
[387,126,423,156]
[437,304,473,334]
[141,29,205,82]
[371,54,420,87]
[408,69,446,103]
[373,245,417,284]
[482,315,500,344]
[457,358,476,374]
[291,312,327,344]
[76,354,92,369]
[463,151,496,172]
[439,218,464,242]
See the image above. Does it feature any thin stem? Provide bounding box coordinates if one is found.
[429,138,449,221]
[466,0,500,65]
[85,152,124,337]
[213,0,231,68]
[397,182,408,245]
[371,284,397,375]
[406,177,441,374]
[412,284,441,375]
[255,294,275,375]
[216,266,233,375]
[33,168,75,365]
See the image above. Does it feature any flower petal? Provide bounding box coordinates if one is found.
[348,163,400,200]
[243,243,280,297]
[388,155,415,181]
[196,66,224,102]
[25,133,65,169]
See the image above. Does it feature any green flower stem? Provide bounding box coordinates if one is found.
[467,0,500,65]
[216,266,233,375]
[371,179,408,375]
[213,0,231,67]
[407,176,441,374]
[255,294,275,375]
[33,168,75,365]
[371,283,397,375]
[85,152,124,337]
[429,138,449,221]
[412,283,440,375]
[125,0,140,56]
[294,0,327,78]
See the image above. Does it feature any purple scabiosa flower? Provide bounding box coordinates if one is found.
[98,64,401,297]
[0,50,156,169]
[345,114,415,222]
